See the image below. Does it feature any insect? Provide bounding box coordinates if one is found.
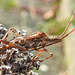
[0,11,75,64]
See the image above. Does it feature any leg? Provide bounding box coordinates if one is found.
[0,39,27,51]
[31,48,53,63]
[2,28,19,40]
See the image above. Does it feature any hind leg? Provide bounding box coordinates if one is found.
[2,28,19,40]
[31,48,53,63]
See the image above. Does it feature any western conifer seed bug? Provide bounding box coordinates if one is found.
[0,11,75,64]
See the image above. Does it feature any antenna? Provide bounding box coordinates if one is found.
[60,11,75,37]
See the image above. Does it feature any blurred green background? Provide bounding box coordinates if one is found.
[0,0,75,75]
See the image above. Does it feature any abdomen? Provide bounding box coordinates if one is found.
[11,32,48,50]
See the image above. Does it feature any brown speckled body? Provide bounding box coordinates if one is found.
[10,32,61,51]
